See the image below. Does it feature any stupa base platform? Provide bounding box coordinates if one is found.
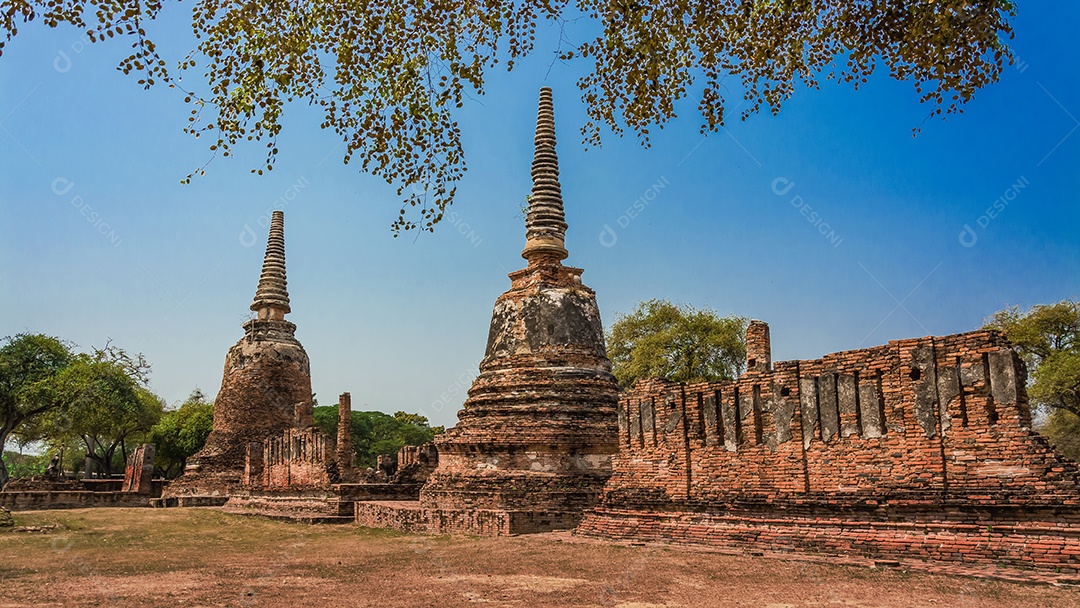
[215,484,424,524]
[221,493,355,524]
[150,495,230,508]
[355,500,582,536]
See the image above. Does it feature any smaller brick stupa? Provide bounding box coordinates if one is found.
[413,87,621,534]
[163,211,313,502]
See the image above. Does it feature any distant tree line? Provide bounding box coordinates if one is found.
[312,405,444,470]
[1,333,444,486]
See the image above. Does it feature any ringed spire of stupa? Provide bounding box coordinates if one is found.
[250,210,291,317]
[521,86,569,263]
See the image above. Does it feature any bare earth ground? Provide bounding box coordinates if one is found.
[1,508,1078,608]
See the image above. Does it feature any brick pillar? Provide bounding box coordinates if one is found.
[122,444,155,494]
[337,393,353,469]
[746,320,771,373]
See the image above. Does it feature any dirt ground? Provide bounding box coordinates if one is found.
[0,508,1078,608]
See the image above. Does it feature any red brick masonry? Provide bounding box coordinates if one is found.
[576,330,1080,577]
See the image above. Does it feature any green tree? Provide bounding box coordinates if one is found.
[313,407,442,469]
[608,299,747,387]
[1,450,50,480]
[0,1,1014,233]
[986,298,1080,460]
[0,334,74,488]
[1040,410,1080,462]
[151,389,214,478]
[32,346,164,477]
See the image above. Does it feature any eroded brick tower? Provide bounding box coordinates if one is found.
[417,87,620,532]
[166,210,313,499]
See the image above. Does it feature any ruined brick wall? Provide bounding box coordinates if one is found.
[577,329,1080,574]
[357,501,585,536]
[393,444,438,484]
[249,427,337,490]
[599,330,1075,503]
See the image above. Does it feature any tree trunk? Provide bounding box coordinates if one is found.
[0,427,9,489]
[83,436,104,479]
[102,445,116,477]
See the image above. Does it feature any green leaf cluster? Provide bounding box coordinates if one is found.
[2,450,50,480]
[151,389,214,478]
[985,298,1080,417]
[607,299,747,387]
[0,334,75,487]
[985,298,1080,460]
[0,0,1015,234]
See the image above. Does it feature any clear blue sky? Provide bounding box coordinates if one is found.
[1,5,1077,430]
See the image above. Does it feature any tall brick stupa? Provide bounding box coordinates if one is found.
[165,210,313,501]
[416,87,620,533]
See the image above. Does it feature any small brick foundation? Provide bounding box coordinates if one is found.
[356,501,582,536]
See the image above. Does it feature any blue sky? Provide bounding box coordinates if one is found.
[1,4,1077,430]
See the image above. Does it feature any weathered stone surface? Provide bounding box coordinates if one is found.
[936,364,959,434]
[989,348,1020,405]
[818,373,839,442]
[799,376,819,449]
[0,506,12,527]
[521,86,568,263]
[910,344,939,438]
[771,383,795,445]
[837,374,858,438]
[251,209,291,315]
[858,378,884,438]
[419,259,620,524]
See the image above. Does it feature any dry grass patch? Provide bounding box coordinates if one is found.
[0,508,1076,607]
